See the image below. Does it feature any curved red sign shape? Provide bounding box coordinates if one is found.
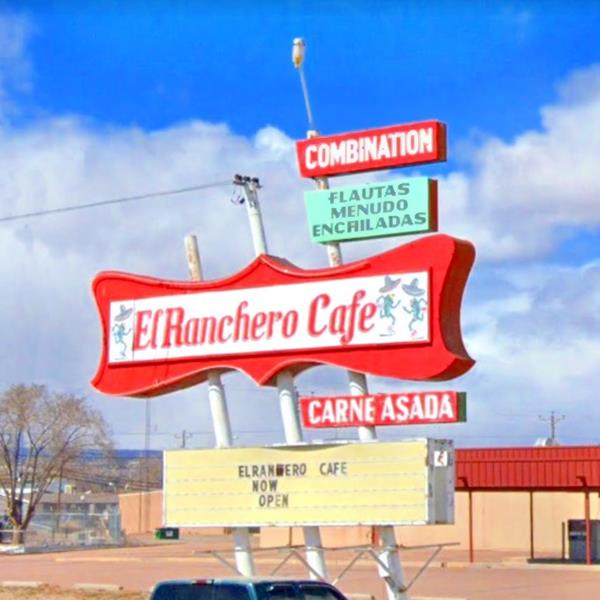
[91,234,475,397]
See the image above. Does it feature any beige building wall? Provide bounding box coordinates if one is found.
[118,489,599,554]
[119,490,163,535]
[118,490,228,537]
[260,490,600,555]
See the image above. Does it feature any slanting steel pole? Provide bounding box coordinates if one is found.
[293,38,404,598]
[311,168,377,444]
[378,526,407,600]
[311,145,403,598]
[237,178,328,581]
[184,234,255,577]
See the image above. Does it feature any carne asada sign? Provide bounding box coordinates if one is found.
[300,391,466,428]
[296,120,447,178]
[305,177,438,243]
[92,234,474,397]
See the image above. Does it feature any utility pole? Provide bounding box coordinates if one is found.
[136,398,152,533]
[175,429,193,449]
[539,411,565,445]
[291,38,406,600]
[233,173,328,581]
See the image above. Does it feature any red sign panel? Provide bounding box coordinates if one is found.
[296,120,447,178]
[300,391,466,428]
[91,234,474,398]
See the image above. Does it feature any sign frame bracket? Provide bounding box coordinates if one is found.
[191,541,459,594]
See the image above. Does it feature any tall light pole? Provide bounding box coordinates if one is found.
[291,38,406,600]
[292,38,316,132]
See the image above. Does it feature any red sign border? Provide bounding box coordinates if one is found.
[296,120,447,178]
[300,391,467,428]
[91,234,475,397]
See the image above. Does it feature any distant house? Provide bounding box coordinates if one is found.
[38,492,119,515]
[0,491,119,516]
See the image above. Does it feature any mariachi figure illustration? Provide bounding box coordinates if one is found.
[402,278,427,337]
[377,275,402,335]
[112,304,133,358]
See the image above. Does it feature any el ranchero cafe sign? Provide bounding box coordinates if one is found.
[92,234,474,397]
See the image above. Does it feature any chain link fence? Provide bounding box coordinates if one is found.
[0,510,123,549]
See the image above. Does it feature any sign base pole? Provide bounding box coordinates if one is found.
[239,181,328,581]
[277,371,328,580]
[312,147,406,599]
[347,371,377,442]
[185,234,256,577]
[233,527,256,577]
[378,526,407,600]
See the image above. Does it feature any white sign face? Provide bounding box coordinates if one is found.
[108,271,430,364]
[164,439,454,527]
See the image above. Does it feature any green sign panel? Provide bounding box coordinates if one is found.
[304,177,438,244]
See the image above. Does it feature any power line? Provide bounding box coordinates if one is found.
[113,429,281,436]
[0,180,231,224]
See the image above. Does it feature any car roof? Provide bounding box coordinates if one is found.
[154,577,333,586]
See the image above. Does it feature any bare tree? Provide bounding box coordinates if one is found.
[0,384,112,544]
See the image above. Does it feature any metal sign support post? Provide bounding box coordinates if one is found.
[293,35,406,599]
[184,234,256,577]
[238,177,328,581]
[310,147,407,600]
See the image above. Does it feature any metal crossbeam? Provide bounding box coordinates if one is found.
[207,551,245,576]
[192,541,459,595]
[365,548,406,593]
[403,545,443,591]
[331,549,368,586]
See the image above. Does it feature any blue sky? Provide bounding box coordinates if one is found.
[15,3,599,144]
[1,2,600,449]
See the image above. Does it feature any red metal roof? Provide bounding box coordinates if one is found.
[456,446,600,491]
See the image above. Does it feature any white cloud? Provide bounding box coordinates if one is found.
[0,114,323,448]
[1,52,600,447]
[362,256,600,446]
[440,63,600,260]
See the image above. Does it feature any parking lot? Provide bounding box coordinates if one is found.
[1,535,600,600]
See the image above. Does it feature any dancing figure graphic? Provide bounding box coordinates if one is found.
[377,275,402,335]
[112,304,133,358]
[401,278,427,337]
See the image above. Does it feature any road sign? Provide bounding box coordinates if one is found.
[163,439,454,527]
[91,234,474,397]
[296,120,446,178]
[300,391,466,428]
[304,177,438,243]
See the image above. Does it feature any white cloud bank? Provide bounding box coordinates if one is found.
[0,21,599,447]
[440,64,600,260]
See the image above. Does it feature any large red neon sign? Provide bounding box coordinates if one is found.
[91,234,475,397]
